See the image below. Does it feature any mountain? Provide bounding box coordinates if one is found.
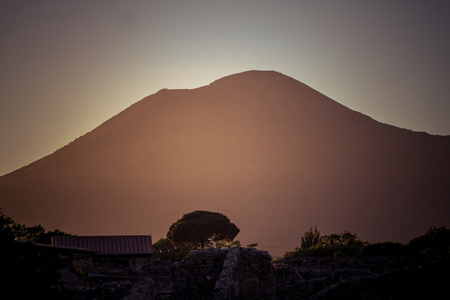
[1,70,449,255]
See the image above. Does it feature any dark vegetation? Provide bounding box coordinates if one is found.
[0,209,72,298]
[0,209,72,244]
[167,210,240,249]
[283,225,450,258]
[153,236,190,260]
[154,210,242,260]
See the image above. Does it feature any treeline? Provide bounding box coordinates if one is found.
[1,209,71,244]
[0,209,73,298]
[282,225,450,258]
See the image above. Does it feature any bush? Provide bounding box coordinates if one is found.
[362,242,406,256]
[282,227,365,258]
[153,238,190,260]
[283,225,450,259]
[284,243,364,258]
[301,226,320,249]
[407,226,450,257]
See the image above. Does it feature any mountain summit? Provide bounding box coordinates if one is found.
[1,70,449,254]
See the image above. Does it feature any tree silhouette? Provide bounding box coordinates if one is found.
[167,210,240,249]
[301,225,321,249]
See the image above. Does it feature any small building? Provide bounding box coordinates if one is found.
[52,235,154,268]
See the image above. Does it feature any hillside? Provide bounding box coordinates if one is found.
[1,70,449,254]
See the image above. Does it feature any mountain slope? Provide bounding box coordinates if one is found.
[1,70,449,255]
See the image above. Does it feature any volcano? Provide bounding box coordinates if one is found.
[1,70,449,255]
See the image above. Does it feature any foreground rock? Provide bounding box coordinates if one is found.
[56,260,157,300]
[281,256,450,299]
[171,247,276,299]
[32,246,450,299]
[171,248,450,299]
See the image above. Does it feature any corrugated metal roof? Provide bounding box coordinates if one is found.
[51,235,154,255]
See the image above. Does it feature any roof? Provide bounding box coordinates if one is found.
[51,235,154,255]
[36,242,97,254]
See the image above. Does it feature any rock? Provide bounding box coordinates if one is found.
[281,256,450,299]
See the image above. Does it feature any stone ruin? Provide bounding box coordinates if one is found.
[50,246,449,299]
[53,246,285,299]
[170,248,449,299]
[171,247,279,299]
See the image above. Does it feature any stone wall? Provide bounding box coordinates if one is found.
[56,263,156,300]
[278,255,450,299]
[213,247,276,300]
[171,248,228,299]
[171,247,277,300]
[170,249,450,300]
[130,256,153,269]
[273,263,304,299]
[16,243,449,299]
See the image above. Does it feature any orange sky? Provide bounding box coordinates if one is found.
[1,0,450,176]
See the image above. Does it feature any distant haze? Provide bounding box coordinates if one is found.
[1,71,449,257]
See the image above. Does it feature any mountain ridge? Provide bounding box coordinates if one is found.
[1,70,449,255]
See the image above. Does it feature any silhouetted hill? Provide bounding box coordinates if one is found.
[1,70,449,253]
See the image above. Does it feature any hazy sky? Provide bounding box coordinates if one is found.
[1,0,449,176]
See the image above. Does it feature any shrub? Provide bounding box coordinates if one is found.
[282,227,365,258]
[153,237,190,260]
[407,226,450,257]
[362,242,406,256]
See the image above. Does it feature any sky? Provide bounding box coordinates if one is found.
[1,0,449,176]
